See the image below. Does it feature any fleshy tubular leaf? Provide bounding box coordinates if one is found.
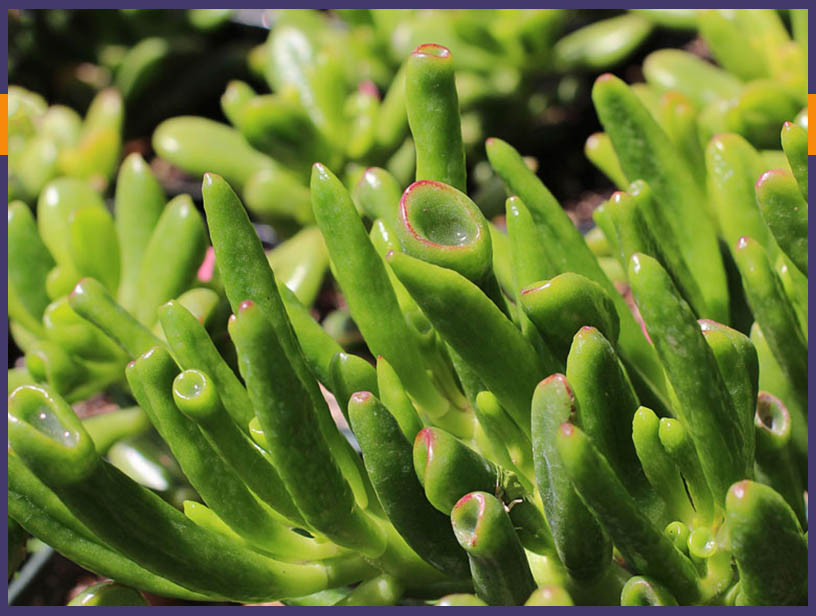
[127,347,316,559]
[698,10,772,81]
[726,481,807,605]
[348,392,469,579]
[565,327,650,506]
[553,14,653,71]
[114,153,166,311]
[733,237,807,405]
[68,206,121,294]
[8,201,55,325]
[8,384,100,486]
[405,44,467,192]
[705,133,774,259]
[657,418,714,525]
[69,278,162,359]
[311,163,448,419]
[487,135,668,409]
[750,322,807,478]
[152,116,276,191]
[642,49,742,108]
[698,319,758,461]
[396,180,492,287]
[375,356,424,442]
[413,426,497,515]
[201,172,367,495]
[67,581,148,606]
[505,195,556,289]
[42,296,123,363]
[265,225,329,308]
[525,586,575,606]
[37,178,106,293]
[236,93,333,177]
[436,593,488,606]
[353,167,403,225]
[8,453,215,602]
[220,79,256,127]
[556,423,700,604]
[172,369,306,529]
[451,491,537,605]
[755,169,808,276]
[584,132,628,189]
[780,121,808,201]
[388,249,545,436]
[228,300,384,556]
[521,273,620,362]
[620,576,678,606]
[531,374,611,582]
[627,253,749,502]
[329,351,378,423]
[9,386,331,603]
[158,300,254,430]
[265,23,347,152]
[593,73,729,324]
[134,194,208,326]
[753,392,806,527]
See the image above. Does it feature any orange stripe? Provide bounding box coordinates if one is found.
[1,94,8,156]
[809,95,815,155]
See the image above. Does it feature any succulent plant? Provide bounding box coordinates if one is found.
[7,11,808,608]
[8,86,123,202]
[67,580,150,606]
[7,152,217,403]
[9,9,252,138]
[150,8,697,232]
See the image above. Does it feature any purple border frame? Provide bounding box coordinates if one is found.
[3,4,813,612]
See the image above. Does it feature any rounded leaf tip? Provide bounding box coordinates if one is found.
[755,168,786,190]
[728,480,750,502]
[413,43,450,58]
[350,391,372,404]
[559,423,575,437]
